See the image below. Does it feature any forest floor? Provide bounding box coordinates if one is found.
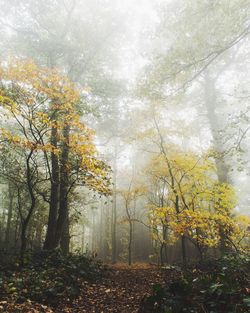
[57,263,164,313]
[1,256,249,313]
[1,264,164,313]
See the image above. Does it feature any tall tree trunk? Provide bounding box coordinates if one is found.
[5,183,14,251]
[204,72,230,253]
[128,219,133,266]
[162,225,168,265]
[111,148,117,263]
[20,150,36,267]
[0,199,6,248]
[99,200,105,258]
[14,213,20,249]
[111,196,117,263]
[175,194,187,267]
[44,125,60,250]
[104,205,111,261]
[111,177,117,264]
[81,224,85,254]
[61,211,70,255]
[54,125,70,251]
[20,220,28,267]
[35,222,43,250]
[181,235,187,267]
[160,242,164,266]
[204,72,230,183]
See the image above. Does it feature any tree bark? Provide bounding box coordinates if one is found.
[20,150,36,267]
[44,125,60,250]
[54,125,70,251]
[162,225,168,265]
[204,73,230,183]
[175,194,187,267]
[61,210,70,255]
[111,147,118,263]
[128,218,133,266]
[204,72,230,253]
[5,183,14,251]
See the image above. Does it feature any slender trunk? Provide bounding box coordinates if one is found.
[5,183,14,251]
[20,150,36,267]
[128,219,133,266]
[162,225,168,264]
[161,145,187,266]
[14,213,19,249]
[44,126,60,250]
[99,200,104,258]
[160,243,164,266]
[20,220,28,267]
[111,145,118,263]
[125,196,133,266]
[175,194,187,266]
[111,194,117,263]
[35,222,43,250]
[0,203,6,247]
[81,224,85,254]
[54,125,70,250]
[91,209,96,252]
[61,211,70,255]
[204,72,230,254]
[181,235,187,267]
[204,73,230,183]
[195,228,204,261]
[104,205,111,261]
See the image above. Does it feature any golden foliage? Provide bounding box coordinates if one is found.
[0,59,110,195]
[146,149,249,252]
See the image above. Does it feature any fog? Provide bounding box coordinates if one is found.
[0,0,249,265]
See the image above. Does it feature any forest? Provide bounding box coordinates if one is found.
[0,0,249,312]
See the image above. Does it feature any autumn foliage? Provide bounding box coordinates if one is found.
[145,150,250,260]
[0,59,111,259]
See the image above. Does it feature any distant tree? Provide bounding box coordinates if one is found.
[139,0,250,186]
[145,147,249,262]
[119,182,145,266]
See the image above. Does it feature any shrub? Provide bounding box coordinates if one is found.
[139,253,250,313]
[0,249,105,306]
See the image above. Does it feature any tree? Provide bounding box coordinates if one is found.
[145,147,249,263]
[135,1,250,252]
[0,59,111,259]
[0,0,128,256]
[119,184,145,266]
[140,0,250,97]
[138,0,250,185]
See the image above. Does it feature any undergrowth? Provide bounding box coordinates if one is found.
[139,253,250,313]
[0,249,105,306]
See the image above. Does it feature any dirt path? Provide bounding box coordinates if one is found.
[56,264,164,313]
